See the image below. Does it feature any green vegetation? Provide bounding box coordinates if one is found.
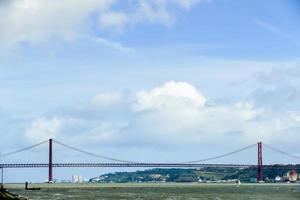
[224,165,300,182]
[6,183,300,200]
[89,165,300,183]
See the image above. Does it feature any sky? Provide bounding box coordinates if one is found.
[1,0,300,182]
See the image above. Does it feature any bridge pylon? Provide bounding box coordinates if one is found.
[257,141,263,182]
[48,138,53,183]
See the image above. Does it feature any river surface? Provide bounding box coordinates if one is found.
[5,183,300,200]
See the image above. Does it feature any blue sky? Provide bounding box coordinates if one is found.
[1,0,300,182]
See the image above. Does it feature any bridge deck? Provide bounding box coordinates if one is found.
[0,163,254,168]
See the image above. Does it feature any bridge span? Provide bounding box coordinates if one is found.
[0,163,254,169]
[1,139,300,182]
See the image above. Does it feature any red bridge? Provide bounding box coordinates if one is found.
[1,139,300,183]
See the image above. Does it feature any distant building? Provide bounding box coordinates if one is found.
[289,170,298,182]
[150,174,162,179]
[284,170,298,182]
[275,176,282,182]
[72,175,84,183]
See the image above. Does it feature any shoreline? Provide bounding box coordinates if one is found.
[4,182,300,189]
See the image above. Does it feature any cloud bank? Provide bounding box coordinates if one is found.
[23,81,300,151]
[0,0,207,47]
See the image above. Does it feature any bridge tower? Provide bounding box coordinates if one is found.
[48,138,53,183]
[257,141,263,182]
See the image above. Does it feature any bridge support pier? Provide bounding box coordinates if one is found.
[48,138,53,183]
[1,166,3,185]
[257,142,263,182]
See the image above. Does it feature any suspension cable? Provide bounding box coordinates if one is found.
[0,138,258,164]
[52,139,139,163]
[263,143,300,161]
[1,140,299,164]
[0,140,48,158]
[180,143,257,164]
[53,139,258,164]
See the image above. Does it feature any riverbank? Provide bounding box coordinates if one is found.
[5,182,300,189]
[0,184,28,200]
[3,183,300,200]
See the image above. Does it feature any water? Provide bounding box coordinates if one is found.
[6,183,300,200]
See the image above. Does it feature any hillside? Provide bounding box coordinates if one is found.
[89,165,300,183]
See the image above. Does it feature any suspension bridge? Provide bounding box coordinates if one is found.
[0,139,300,183]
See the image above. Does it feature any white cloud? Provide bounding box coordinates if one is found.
[133,81,206,111]
[98,0,209,30]
[99,11,129,30]
[0,0,114,46]
[92,37,135,53]
[24,117,65,142]
[173,0,208,10]
[23,81,300,151]
[236,64,300,112]
[24,91,127,144]
[93,91,124,107]
[23,116,122,144]
[0,0,206,47]
[129,82,300,148]
[129,99,261,145]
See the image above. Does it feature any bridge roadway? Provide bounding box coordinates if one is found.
[0,163,254,168]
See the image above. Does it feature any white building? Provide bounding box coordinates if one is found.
[72,175,84,183]
[275,176,282,182]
